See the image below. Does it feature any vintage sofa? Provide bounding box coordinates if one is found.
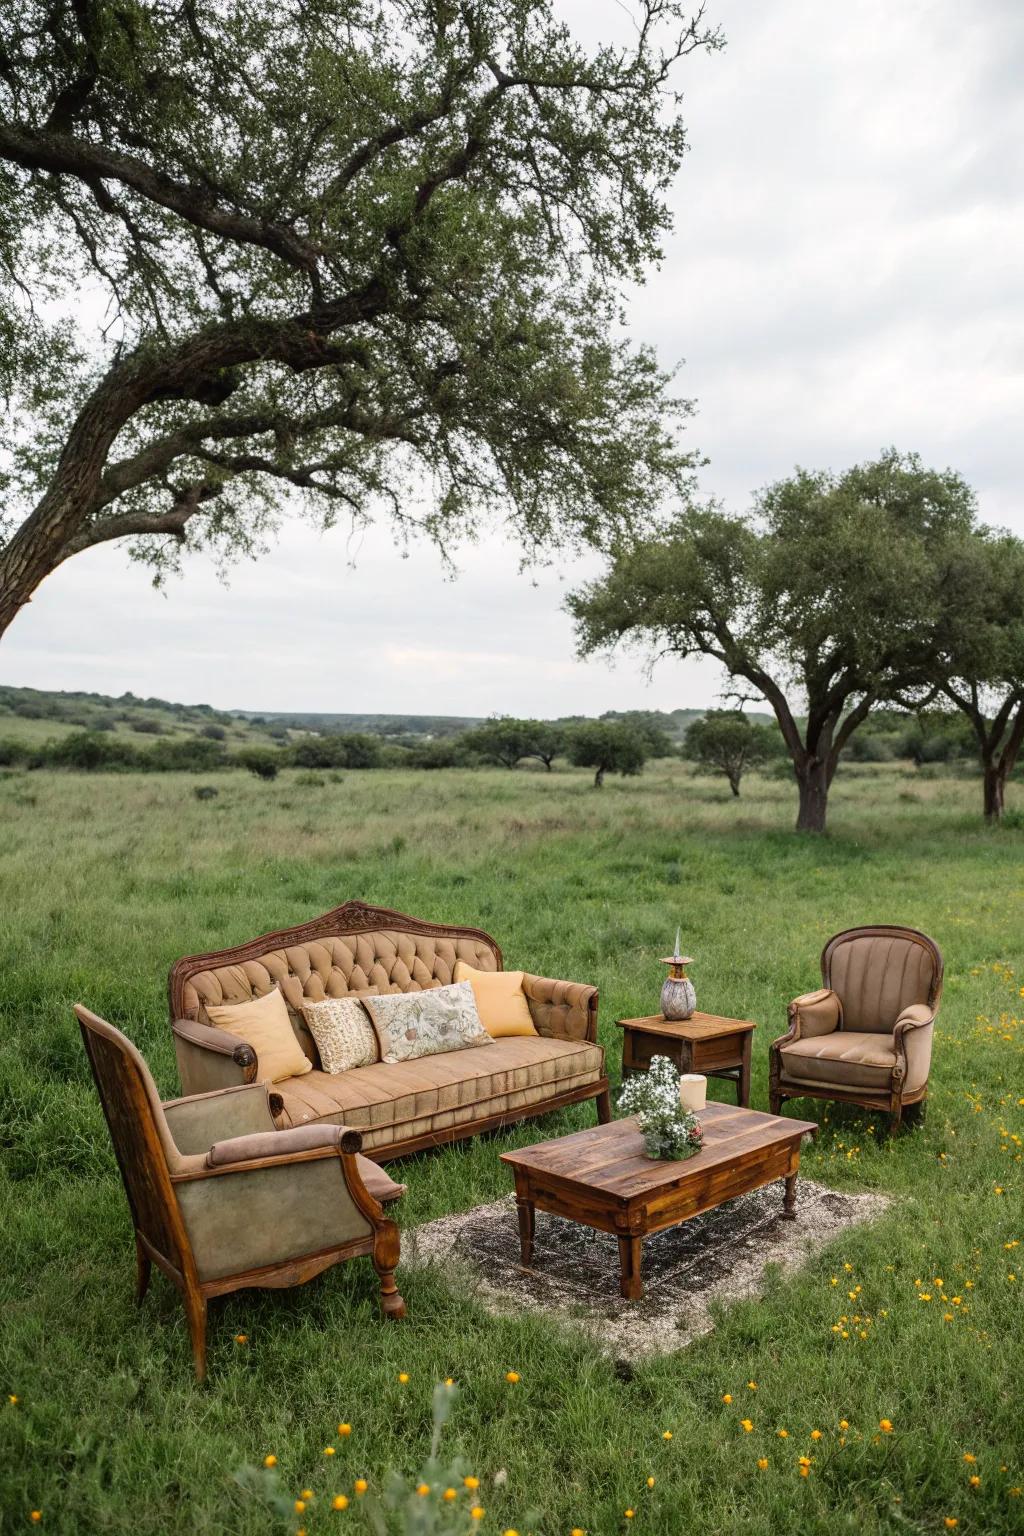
[769,924,943,1132]
[170,901,610,1160]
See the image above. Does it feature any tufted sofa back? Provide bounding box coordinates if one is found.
[823,925,942,1034]
[169,902,502,1067]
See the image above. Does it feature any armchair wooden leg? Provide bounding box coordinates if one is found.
[769,1087,784,1117]
[595,1088,612,1125]
[375,1267,406,1320]
[135,1235,151,1304]
[185,1288,208,1382]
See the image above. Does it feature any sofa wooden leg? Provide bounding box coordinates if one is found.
[185,1289,208,1382]
[135,1235,151,1304]
[596,1088,612,1125]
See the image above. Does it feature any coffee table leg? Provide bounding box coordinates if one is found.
[617,1234,644,1300]
[782,1171,798,1221]
[515,1197,536,1265]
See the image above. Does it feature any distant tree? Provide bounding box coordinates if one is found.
[570,451,976,831]
[907,530,1024,820]
[565,720,647,788]
[600,710,676,757]
[406,739,471,770]
[685,710,778,796]
[235,748,280,781]
[0,0,718,642]
[523,721,564,771]
[45,730,138,770]
[461,719,531,769]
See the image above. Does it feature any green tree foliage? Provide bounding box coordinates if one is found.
[0,0,720,640]
[565,719,647,788]
[912,531,1024,820]
[569,450,977,832]
[599,710,676,757]
[684,710,778,796]
[460,717,563,769]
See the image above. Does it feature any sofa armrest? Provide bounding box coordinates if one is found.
[520,973,598,1043]
[172,1016,257,1094]
[893,1004,936,1096]
[162,1082,280,1156]
[206,1122,363,1167]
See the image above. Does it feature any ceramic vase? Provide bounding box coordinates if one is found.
[661,973,696,1021]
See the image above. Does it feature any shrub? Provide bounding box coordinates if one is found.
[0,738,29,766]
[193,785,219,801]
[144,736,226,772]
[130,717,165,735]
[235,748,281,780]
[198,723,227,741]
[44,731,139,771]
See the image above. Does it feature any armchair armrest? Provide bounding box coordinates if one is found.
[207,1122,363,1168]
[162,1082,280,1156]
[172,1016,257,1095]
[521,973,598,1043]
[893,1003,937,1095]
[786,988,842,1042]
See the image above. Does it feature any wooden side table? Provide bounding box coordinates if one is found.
[616,1012,757,1107]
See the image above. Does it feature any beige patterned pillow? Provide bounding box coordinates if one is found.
[301,995,379,1074]
[363,982,492,1065]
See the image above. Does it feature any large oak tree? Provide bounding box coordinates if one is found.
[0,0,720,640]
[569,450,976,832]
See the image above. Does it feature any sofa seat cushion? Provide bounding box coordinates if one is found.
[780,1030,896,1092]
[274,1035,605,1151]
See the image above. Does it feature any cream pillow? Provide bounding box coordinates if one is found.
[363,982,492,1065]
[301,995,379,1074]
[206,987,312,1083]
[453,961,537,1038]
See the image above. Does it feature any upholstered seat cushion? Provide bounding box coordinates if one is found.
[780,1030,897,1092]
[274,1035,605,1152]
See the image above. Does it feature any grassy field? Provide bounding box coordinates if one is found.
[1,760,1022,1535]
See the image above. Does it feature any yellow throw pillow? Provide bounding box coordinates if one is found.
[206,987,313,1083]
[453,961,537,1038]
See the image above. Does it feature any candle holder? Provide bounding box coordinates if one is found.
[660,927,696,1020]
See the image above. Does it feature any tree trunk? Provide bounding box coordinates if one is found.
[728,772,740,797]
[983,760,1005,821]
[795,759,829,833]
[594,765,605,788]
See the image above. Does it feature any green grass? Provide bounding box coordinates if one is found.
[1,761,1022,1535]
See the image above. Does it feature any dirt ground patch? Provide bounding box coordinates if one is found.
[406,1179,890,1359]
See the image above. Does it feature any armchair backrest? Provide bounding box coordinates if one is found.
[822,926,943,1033]
[168,900,503,1065]
[76,1005,195,1280]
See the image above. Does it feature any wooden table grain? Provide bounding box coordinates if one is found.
[500,1102,817,1300]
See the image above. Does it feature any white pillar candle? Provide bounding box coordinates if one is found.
[678,1073,707,1113]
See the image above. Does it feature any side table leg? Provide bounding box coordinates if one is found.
[738,1033,752,1107]
[617,1234,644,1300]
[516,1197,536,1265]
[782,1171,798,1221]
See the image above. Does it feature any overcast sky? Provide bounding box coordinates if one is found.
[4,0,1022,716]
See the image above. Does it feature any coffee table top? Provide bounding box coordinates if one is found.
[616,1011,756,1040]
[501,1103,817,1206]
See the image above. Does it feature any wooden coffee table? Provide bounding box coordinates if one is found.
[617,1012,757,1106]
[500,1103,817,1300]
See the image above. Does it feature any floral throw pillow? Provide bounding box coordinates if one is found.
[363,982,493,1065]
[301,996,379,1074]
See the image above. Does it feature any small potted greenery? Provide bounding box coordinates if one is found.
[617,1054,704,1160]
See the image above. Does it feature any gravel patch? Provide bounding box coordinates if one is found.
[405,1179,890,1358]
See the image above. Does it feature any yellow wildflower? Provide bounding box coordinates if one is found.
[880,1420,893,1433]
[338,1423,351,1436]
[505,1371,520,1384]
[757,1458,769,1470]
[263,1455,277,1468]
[332,1495,349,1511]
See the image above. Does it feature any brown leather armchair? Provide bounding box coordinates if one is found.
[77,1005,406,1380]
[769,926,943,1132]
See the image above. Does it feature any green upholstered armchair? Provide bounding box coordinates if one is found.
[76,1005,405,1380]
